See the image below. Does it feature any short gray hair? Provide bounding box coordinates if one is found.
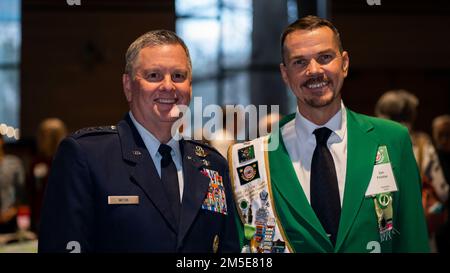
[124,30,192,77]
[375,89,419,124]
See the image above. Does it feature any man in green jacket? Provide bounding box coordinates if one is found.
[228,15,429,253]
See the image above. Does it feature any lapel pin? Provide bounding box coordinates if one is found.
[213,235,220,253]
[132,150,142,156]
[195,145,207,157]
[202,159,210,167]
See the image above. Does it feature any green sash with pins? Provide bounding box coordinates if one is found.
[229,136,292,253]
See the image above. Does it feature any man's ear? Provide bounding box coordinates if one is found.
[122,74,132,102]
[341,51,349,77]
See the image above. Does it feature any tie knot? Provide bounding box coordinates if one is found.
[158,144,172,159]
[313,127,332,145]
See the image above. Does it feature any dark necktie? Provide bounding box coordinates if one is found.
[158,144,181,226]
[310,127,341,246]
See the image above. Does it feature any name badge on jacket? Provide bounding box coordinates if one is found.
[365,145,398,196]
[108,196,139,205]
[200,168,228,215]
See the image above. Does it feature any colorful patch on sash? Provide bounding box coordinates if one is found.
[237,162,260,185]
[201,169,227,215]
[231,137,290,253]
[238,145,255,163]
[246,217,286,253]
[272,239,286,253]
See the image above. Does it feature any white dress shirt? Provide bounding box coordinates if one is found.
[129,111,184,202]
[281,102,348,205]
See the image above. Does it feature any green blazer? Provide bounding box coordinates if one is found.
[235,109,429,253]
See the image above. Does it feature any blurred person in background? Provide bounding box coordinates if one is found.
[375,89,449,252]
[433,115,450,186]
[432,114,450,252]
[0,135,26,234]
[28,118,67,232]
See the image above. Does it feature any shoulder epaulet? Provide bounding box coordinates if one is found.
[184,139,222,156]
[71,125,118,139]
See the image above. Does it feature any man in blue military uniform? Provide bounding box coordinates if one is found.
[38,30,239,253]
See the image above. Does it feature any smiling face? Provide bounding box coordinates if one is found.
[123,44,192,137]
[280,27,349,123]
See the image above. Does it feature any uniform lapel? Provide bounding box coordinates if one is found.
[177,140,211,246]
[118,114,178,232]
[335,110,379,252]
[269,124,333,252]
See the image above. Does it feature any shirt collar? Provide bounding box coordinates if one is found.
[129,111,182,160]
[295,101,347,142]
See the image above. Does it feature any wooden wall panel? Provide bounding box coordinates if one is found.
[21,0,175,137]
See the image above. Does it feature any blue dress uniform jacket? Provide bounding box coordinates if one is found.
[38,114,239,253]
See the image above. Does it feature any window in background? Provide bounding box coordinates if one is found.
[176,0,252,108]
[176,0,301,140]
[0,0,21,141]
